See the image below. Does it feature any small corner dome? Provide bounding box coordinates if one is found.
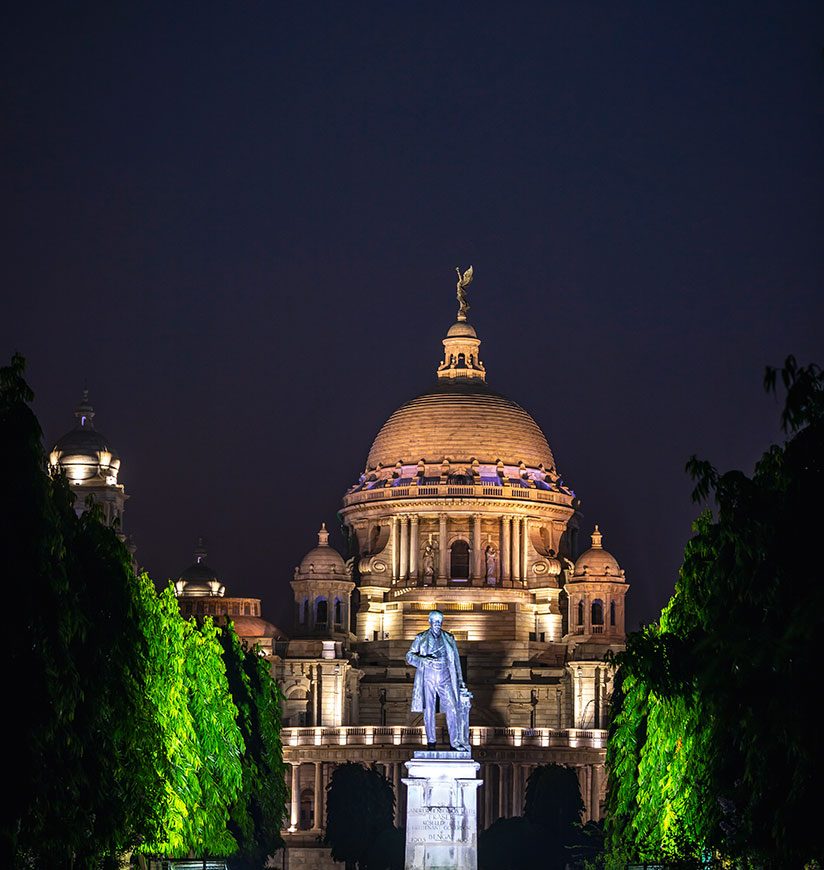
[230,615,289,640]
[50,391,121,482]
[573,525,623,580]
[175,540,225,597]
[298,523,346,575]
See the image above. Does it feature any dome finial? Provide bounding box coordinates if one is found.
[194,536,207,563]
[74,389,95,428]
[318,522,330,547]
[455,265,474,322]
[591,525,603,548]
[437,269,486,383]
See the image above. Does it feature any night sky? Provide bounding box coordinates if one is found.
[3,3,822,635]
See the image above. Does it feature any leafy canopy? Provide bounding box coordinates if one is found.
[604,357,824,868]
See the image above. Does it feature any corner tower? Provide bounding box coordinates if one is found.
[49,391,130,543]
[290,523,355,648]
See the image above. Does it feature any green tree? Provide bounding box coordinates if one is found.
[136,587,245,861]
[604,357,824,867]
[1,352,82,866]
[324,762,396,870]
[58,501,166,865]
[1,354,285,868]
[1,354,164,868]
[219,623,288,869]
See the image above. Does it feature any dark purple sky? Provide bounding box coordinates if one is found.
[3,3,822,634]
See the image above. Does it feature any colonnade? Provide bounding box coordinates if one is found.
[388,514,532,584]
[286,759,410,832]
[287,759,604,833]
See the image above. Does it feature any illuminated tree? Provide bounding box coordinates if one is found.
[1,354,163,867]
[136,586,244,861]
[1,354,285,868]
[220,623,288,868]
[604,356,824,867]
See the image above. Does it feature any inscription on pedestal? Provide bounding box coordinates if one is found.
[407,806,463,844]
[403,756,482,870]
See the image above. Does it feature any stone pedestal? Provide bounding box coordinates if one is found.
[403,751,482,870]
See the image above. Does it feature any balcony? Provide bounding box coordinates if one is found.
[282,725,606,751]
[343,481,571,507]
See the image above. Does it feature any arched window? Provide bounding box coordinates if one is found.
[457,353,466,367]
[592,599,604,625]
[610,601,616,626]
[577,600,584,625]
[334,598,342,626]
[316,598,328,627]
[300,598,308,623]
[450,540,470,579]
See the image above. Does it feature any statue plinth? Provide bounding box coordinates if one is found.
[403,751,482,870]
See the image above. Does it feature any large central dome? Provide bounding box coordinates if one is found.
[365,316,556,472]
[366,381,555,470]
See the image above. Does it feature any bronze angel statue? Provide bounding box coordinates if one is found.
[455,265,473,319]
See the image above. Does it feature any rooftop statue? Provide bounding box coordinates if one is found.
[406,609,472,751]
[455,265,473,321]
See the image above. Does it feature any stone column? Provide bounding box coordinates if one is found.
[522,764,532,814]
[521,517,529,584]
[472,514,483,580]
[514,764,522,819]
[575,766,588,821]
[438,513,448,583]
[391,517,399,582]
[313,761,323,830]
[591,764,603,822]
[409,515,419,581]
[501,517,511,583]
[289,762,300,831]
[497,763,507,818]
[399,516,409,581]
[511,517,521,584]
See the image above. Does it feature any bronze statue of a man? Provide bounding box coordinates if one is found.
[406,609,471,751]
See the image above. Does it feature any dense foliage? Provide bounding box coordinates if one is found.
[220,622,288,868]
[0,354,286,868]
[478,763,592,870]
[324,762,400,870]
[604,357,824,868]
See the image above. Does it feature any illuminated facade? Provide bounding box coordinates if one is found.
[275,299,629,868]
[51,294,630,869]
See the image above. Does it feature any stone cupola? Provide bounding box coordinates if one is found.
[565,525,629,643]
[49,390,129,537]
[290,523,354,644]
[437,320,486,382]
[174,538,225,598]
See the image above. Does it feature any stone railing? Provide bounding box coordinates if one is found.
[344,482,570,506]
[283,725,606,750]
